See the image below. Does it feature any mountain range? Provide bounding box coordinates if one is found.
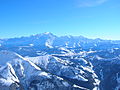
[0,32,120,90]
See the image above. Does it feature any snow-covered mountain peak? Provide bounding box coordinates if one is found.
[44,32,53,35]
[31,32,56,37]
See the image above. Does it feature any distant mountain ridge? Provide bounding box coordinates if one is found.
[0,32,120,57]
[0,32,120,48]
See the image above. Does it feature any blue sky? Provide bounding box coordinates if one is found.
[0,0,120,40]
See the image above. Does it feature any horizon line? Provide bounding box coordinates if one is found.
[0,32,120,41]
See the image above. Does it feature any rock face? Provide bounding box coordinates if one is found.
[1,33,120,90]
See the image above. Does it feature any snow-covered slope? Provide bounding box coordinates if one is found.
[0,50,100,90]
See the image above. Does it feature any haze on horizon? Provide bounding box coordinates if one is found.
[0,0,120,40]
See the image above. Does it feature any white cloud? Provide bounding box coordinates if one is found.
[77,0,108,7]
